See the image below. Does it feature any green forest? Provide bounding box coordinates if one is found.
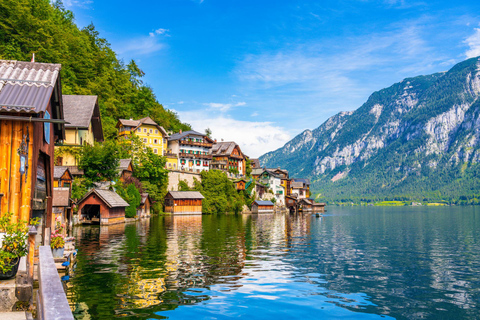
[0,0,191,138]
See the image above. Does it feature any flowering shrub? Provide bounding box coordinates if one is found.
[50,217,65,249]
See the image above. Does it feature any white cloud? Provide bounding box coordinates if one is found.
[63,0,93,8]
[116,28,170,56]
[203,101,246,112]
[465,28,480,59]
[174,110,291,157]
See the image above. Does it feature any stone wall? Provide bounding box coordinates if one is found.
[167,171,202,191]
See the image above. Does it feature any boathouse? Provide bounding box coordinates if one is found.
[118,159,134,182]
[77,189,128,225]
[0,60,65,242]
[251,200,274,214]
[164,191,204,215]
[138,193,152,218]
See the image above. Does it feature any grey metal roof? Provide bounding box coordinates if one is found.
[79,189,129,208]
[53,166,71,179]
[0,60,61,113]
[167,191,205,199]
[168,130,212,142]
[53,188,70,207]
[118,159,132,171]
[253,200,274,206]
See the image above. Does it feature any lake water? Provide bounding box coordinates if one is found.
[68,207,480,319]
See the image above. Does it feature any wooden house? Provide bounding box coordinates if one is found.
[52,187,71,228]
[164,191,204,215]
[77,189,128,225]
[138,193,152,218]
[250,158,261,169]
[251,200,274,214]
[298,198,313,213]
[234,179,246,191]
[313,202,326,213]
[0,60,65,241]
[53,166,73,189]
[210,141,246,177]
[118,159,134,182]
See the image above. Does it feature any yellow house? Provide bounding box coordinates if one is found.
[55,95,104,166]
[116,117,168,155]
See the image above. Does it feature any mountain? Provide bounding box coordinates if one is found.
[260,57,480,203]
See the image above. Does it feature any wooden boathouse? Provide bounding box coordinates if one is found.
[251,200,274,214]
[77,189,128,225]
[164,191,204,215]
[0,60,65,242]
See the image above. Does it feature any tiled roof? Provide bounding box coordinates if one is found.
[79,189,129,208]
[253,200,274,206]
[118,119,140,127]
[0,60,61,113]
[211,141,243,157]
[53,188,70,207]
[291,181,304,189]
[250,159,260,168]
[65,166,84,176]
[167,191,205,199]
[53,166,70,179]
[116,116,167,135]
[168,130,212,142]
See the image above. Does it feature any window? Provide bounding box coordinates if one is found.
[163,138,167,144]
[154,139,158,144]
[155,130,158,134]
[137,128,141,133]
[149,129,153,133]
[144,128,147,133]
[154,149,158,154]
[143,138,147,143]
[181,159,186,165]
[196,160,200,165]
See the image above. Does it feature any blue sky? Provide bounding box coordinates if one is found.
[64,0,480,157]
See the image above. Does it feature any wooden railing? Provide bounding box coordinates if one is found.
[36,246,74,320]
[179,152,212,160]
[179,140,213,148]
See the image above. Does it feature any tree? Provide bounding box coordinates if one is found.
[205,128,212,138]
[79,141,120,185]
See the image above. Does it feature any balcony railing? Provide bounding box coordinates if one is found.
[163,151,177,158]
[179,140,213,148]
[179,152,212,160]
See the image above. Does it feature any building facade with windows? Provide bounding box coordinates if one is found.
[210,141,246,177]
[167,130,213,172]
[116,116,168,155]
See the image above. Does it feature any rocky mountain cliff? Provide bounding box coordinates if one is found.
[260,57,480,202]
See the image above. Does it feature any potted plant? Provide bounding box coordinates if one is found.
[0,212,34,280]
[51,217,65,258]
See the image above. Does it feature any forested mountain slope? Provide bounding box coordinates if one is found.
[260,57,480,203]
[0,0,190,138]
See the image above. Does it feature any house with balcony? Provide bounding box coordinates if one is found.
[167,130,214,173]
[290,178,311,199]
[116,116,168,155]
[257,169,285,205]
[210,141,246,177]
[55,95,103,166]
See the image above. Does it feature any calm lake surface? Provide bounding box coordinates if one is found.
[68,207,480,319]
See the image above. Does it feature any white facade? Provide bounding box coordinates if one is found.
[259,171,285,205]
[167,132,212,173]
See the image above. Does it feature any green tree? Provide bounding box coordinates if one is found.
[79,141,120,185]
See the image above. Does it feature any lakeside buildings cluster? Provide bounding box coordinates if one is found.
[0,60,323,243]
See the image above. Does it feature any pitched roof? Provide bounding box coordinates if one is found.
[65,166,84,176]
[79,189,129,208]
[0,60,61,114]
[141,193,150,204]
[251,168,264,176]
[291,181,304,189]
[53,188,70,207]
[253,200,274,206]
[116,116,167,135]
[62,95,104,142]
[211,141,243,157]
[168,130,213,142]
[118,159,132,171]
[293,178,310,185]
[53,166,70,179]
[250,159,261,168]
[167,191,205,199]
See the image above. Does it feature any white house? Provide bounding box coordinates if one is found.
[167,130,214,173]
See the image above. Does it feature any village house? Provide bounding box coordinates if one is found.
[117,116,168,156]
[53,166,73,189]
[118,159,134,182]
[0,60,65,241]
[167,130,214,173]
[234,179,246,191]
[52,187,71,229]
[55,95,103,166]
[290,178,311,199]
[210,141,247,177]
[257,169,285,205]
[251,168,264,179]
[251,200,274,214]
[137,193,152,218]
[164,191,204,215]
[268,168,290,197]
[77,189,128,225]
[250,158,261,169]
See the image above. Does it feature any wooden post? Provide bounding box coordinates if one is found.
[27,225,37,283]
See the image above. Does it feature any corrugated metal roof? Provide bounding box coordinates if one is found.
[0,60,61,113]
[167,191,205,199]
[62,95,97,128]
[253,200,274,206]
[53,188,70,207]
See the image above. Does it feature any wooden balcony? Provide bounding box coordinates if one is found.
[179,140,213,148]
[163,151,178,158]
[179,152,212,160]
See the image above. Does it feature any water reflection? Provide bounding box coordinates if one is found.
[69,207,480,319]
